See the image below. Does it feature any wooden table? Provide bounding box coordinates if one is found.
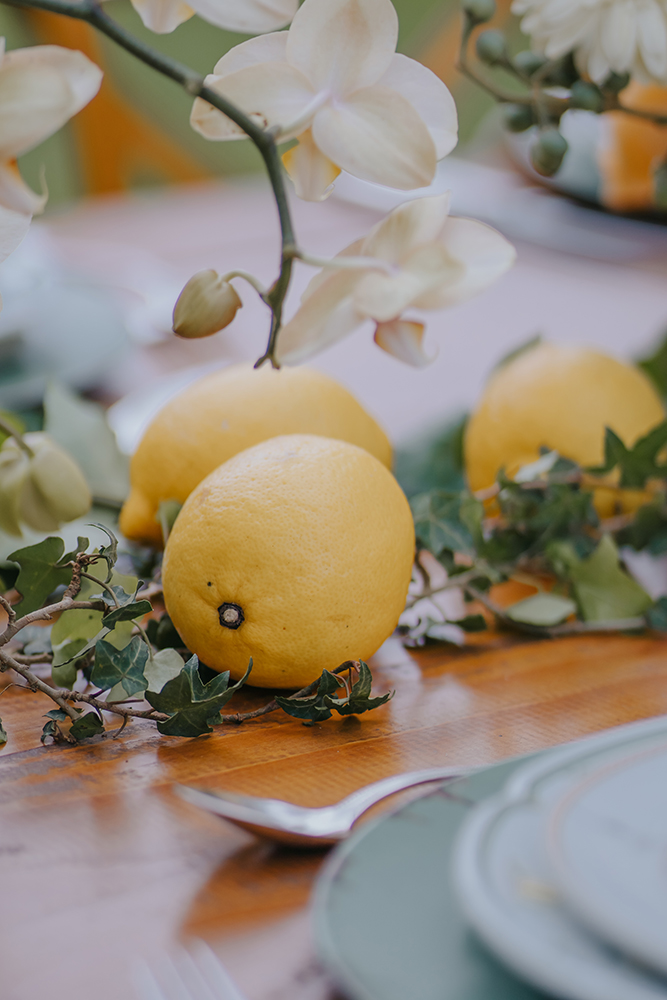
[2,626,667,1000]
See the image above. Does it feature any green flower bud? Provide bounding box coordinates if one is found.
[503,103,535,133]
[173,270,243,339]
[462,0,496,26]
[569,80,603,112]
[513,49,547,78]
[0,433,91,536]
[602,71,630,94]
[475,30,506,66]
[653,162,667,211]
[530,128,568,177]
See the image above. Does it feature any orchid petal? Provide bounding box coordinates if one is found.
[312,86,437,190]
[211,31,288,76]
[415,216,516,310]
[354,243,462,321]
[282,129,341,201]
[190,0,297,32]
[362,193,452,263]
[377,54,458,159]
[637,0,667,79]
[0,46,102,161]
[601,0,636,71]
[374,319,435,367]
[130,0,194,33]
[0,202,30,263]
[301,237,366,301]
[191,62,314,141]
[286,0,398,93]
[0,161,46,215]
[275,270,364,365]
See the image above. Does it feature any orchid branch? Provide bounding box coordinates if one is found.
[0,0,296,366]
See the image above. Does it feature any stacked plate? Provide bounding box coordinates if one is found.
[453,725,667,1000]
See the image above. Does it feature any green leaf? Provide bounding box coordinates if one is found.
[144,648,185,694]
[637,331,667,399]
[91,637,149,696]
[453,614,488,632]
[327,661,394,716]
[43,381,129,504]
[8,536,79,616]
[41,720,58,743]
[156,500,182,543]
[506,592,577,626]
[17,624,53,656]
[146,656,251,737]
[0,410,25,447]
[44,708,70,721]
[394,416,467,498]
[0,716,6,745]
[51,571,140,668]
[88,523,119,583]
[646,596,667,631]
[587,422,667,488]
[146,613,185,650]
[554,534,652,621]
[277,663,392,722]
[411,490,482,558]
[102,599,152,628]
[69,712,105,741]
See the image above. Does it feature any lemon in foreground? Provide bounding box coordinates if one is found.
[464,342,665,515]
[120,364,392,546]
[162,435,415,689]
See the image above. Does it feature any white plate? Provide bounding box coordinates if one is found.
[548,741,667,978]
[452,717,667,1000]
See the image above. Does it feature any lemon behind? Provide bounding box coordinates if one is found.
[162,435,415,689]
[120,364,392,546]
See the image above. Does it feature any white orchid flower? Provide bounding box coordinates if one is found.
[128,0,298,36]
[513,0,667,84]
[191,0,458,200]
[0,204,30,313]
[275,194,516,366]
[0,41,102,216]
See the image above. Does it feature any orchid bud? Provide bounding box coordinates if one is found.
[0,433,91,535]
[172,270,242,339]
[475,30,506,66]
[530,128,568,177]
[462,0,496,26]
[503,103,535,133]
[513,50,547,78]
[570,80,603,113]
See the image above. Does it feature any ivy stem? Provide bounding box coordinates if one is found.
[0,0,297,367]
[0,414,34,457]
[80,571,120,607]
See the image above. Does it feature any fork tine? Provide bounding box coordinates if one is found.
[133,943,247,1000]
[132,960,168,1000]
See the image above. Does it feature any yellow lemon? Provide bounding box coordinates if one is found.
[464,342,665,516]
[162,435,415,689]
[120,364,392,546]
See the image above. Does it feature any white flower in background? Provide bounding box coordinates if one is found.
[274,194,515,366]
[191,0,458,201]
[0,203,30,309]
[128,0,298,35]
[512,0,667,84]
[0,41,102,216]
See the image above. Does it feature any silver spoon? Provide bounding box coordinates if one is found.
[175,766,463,847]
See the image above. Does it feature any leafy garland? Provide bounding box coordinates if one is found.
[0,529,391,747]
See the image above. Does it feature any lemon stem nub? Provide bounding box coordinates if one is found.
[218,603,244,629]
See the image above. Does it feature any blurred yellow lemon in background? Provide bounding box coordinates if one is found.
[120,364,392,545]
[464,342,665,516]
[162,435,415,689]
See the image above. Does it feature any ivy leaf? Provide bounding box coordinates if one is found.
[453,614,487,632]
[69,712,104,741]
[90,637,149,696]
[51,572,140,668]
[8,536,88,616]
[18,624,52,656]
[146,613,184,650]
[550,535,652,621]
[144,648,185,694]
[44,709,70,721]
[101,599,152,629]
[146,656,251,737]
[411,490,482,558]
[41,720,58,744]
[506,592,577,626]
[637,332,667,398]
[327,661,394,716]
[156,500,182,544]
[588,422,667,488]
[646,596,667,631]
[88,523,119,583]
[0,716,6,745]
[276,669,342,723]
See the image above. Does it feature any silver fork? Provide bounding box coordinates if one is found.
[133,940,247,1000]
[176,765,463,847]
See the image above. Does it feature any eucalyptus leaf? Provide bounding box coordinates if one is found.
[44,382,129,504]
[146,656,251,736]
[506,592,577,626]
[69,712,104,741]
[558,535,652,621]
[90,636,149,696]
[8,536,88,616]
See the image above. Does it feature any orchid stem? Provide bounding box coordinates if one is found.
[0,414,34,457]
[0,0,296,367]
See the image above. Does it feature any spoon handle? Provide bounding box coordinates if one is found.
[336,766,465,826]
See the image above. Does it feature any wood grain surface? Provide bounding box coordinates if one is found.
[1,629,666,1000]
